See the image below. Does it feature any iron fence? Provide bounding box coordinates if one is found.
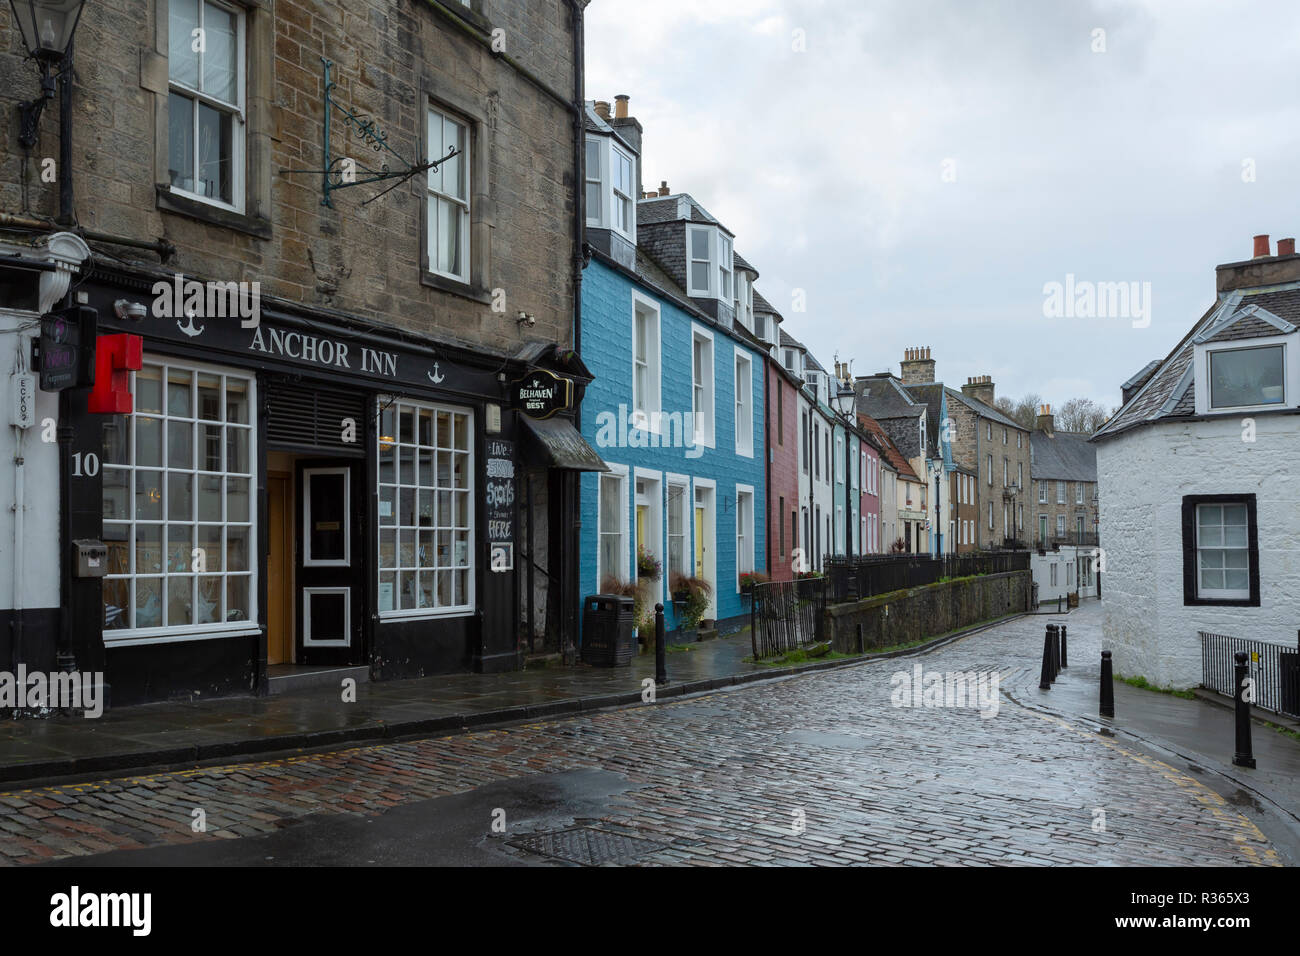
[750,577,825,660]
[1200,630,1300,718]
[822,551,1030,604]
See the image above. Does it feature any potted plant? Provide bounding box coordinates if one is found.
[738,571,769,594]
[636,546,661,581]
[669,571,691,610]
[679,575,712,631]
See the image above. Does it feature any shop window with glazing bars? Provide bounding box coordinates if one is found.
[102,359,256,637]
[377,400,474,616]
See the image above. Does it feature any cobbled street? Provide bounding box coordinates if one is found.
[0,605,1285,866]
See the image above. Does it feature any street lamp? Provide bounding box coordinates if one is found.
[9,0,86,148]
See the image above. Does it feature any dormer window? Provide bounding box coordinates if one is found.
[585,135,636,242]
[1209,344,1285,409]
[1192,309,1298,415]
[686,224,733,300]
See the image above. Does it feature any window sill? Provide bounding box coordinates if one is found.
[1184,596,1259,608]
[104,625,261,648]
[378,606,476,622]
[157,186,272,239]
[420,270,493,305]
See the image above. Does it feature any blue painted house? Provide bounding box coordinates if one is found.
[578,101,765,634]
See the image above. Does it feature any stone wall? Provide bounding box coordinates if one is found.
[825,570,1032,654]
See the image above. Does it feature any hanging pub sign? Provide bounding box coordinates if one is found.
[37,306,97,392]
[511,368,572,420]
[485,438,515,572]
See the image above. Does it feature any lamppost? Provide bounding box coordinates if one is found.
[9,0,86,149]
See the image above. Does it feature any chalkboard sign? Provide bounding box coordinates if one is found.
[485,438,515,572]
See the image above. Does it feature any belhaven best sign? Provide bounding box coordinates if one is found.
[511,368,572,420]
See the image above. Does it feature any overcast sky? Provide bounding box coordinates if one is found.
[584,0,1300,411]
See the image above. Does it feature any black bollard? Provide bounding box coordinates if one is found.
[1060,624,1068,669]
[1100,650,1114,718]
[1233,651,1256,768]
[1047,624,1060,682]
[654,603,668,687]
[1039,627,1055,690]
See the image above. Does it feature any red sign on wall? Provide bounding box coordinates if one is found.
[87,334,143,414]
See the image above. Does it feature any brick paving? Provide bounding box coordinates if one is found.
[0,605,1284,866]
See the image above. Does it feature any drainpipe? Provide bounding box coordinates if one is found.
[567,0,585,656]
[764,366,771,576]
[58,41,74,226]
[11,404,26,675]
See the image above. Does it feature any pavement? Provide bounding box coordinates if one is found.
[0,623,876,786]
[0,599,1294,866]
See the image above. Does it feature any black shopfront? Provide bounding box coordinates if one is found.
[63,263,596,706]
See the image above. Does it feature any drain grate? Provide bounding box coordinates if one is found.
[507,827,667,866]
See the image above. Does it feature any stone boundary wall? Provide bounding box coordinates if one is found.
[826,571,1032,654]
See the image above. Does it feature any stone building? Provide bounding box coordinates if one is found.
[1029,404,1099,549]
[1093,233,1300,688]
[0,0,591,705]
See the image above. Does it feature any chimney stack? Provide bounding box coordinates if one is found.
[658,180,670,196]
[899,346,936,385]
[1036,403,1054,436]
[961,374,996,406]
[614,94,629,119]
[1218,231,1300,292]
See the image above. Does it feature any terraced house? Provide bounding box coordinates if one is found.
[0,0,590,705]
[578,99,765,635]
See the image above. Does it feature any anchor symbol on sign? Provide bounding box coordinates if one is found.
[427,361,444,384]
[177,311,205,338]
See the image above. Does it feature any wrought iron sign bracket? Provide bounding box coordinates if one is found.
[281,58,458,208]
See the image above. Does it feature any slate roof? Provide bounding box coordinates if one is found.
[1094,282,1300,441]
[1031,430,1097,481]
[855,374,925,422]
[944,386,1025,432]
[584,103,638,154]
[858,413,920,481]
[778,327,804,349]
[901,383,947,458]
[753,288,782,321]
[734,250,758,276]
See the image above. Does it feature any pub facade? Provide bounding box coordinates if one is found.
[0,0,596,706]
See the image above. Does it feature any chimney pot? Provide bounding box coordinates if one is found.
[1280,237,1296,257]
[658,181,669,196]
[614,94,629,119]
[1254,234,1271,258]
[594,100,611,120]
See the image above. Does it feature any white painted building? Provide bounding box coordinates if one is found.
[1093,236,1300,688]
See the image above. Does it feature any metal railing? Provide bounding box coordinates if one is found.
[1200,630,1300,718]
[822,551,1030,605]
[750,577,825,659]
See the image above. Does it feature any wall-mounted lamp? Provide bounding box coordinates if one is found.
[9,0,86,149]
[114,299,147,321]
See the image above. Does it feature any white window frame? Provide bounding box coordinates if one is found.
[665,474,690,588]
[634,469,664,608]
[734,348,753,457]
[376,398,476,619]
[687,224,714,297]
[718,233,734,303]
[691,325,716,449]
[736,484,755,586]
[167,0,247,213]
[584,135,604,228]
[597,463,630,586]
[426,104,471,283]
[1057,481,1066,504]
[1195,502,1251,600]
[1039,481,1047,504]
[631,292,662,433]
[101,356,258,644]
[610,141,636,241]
[1194,333,1297,415]
[1076,483,1084,505]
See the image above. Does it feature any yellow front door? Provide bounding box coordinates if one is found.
[694,507,705,577]
[636,505,647,557]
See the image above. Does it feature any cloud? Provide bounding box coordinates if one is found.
[585,0,1300,407]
